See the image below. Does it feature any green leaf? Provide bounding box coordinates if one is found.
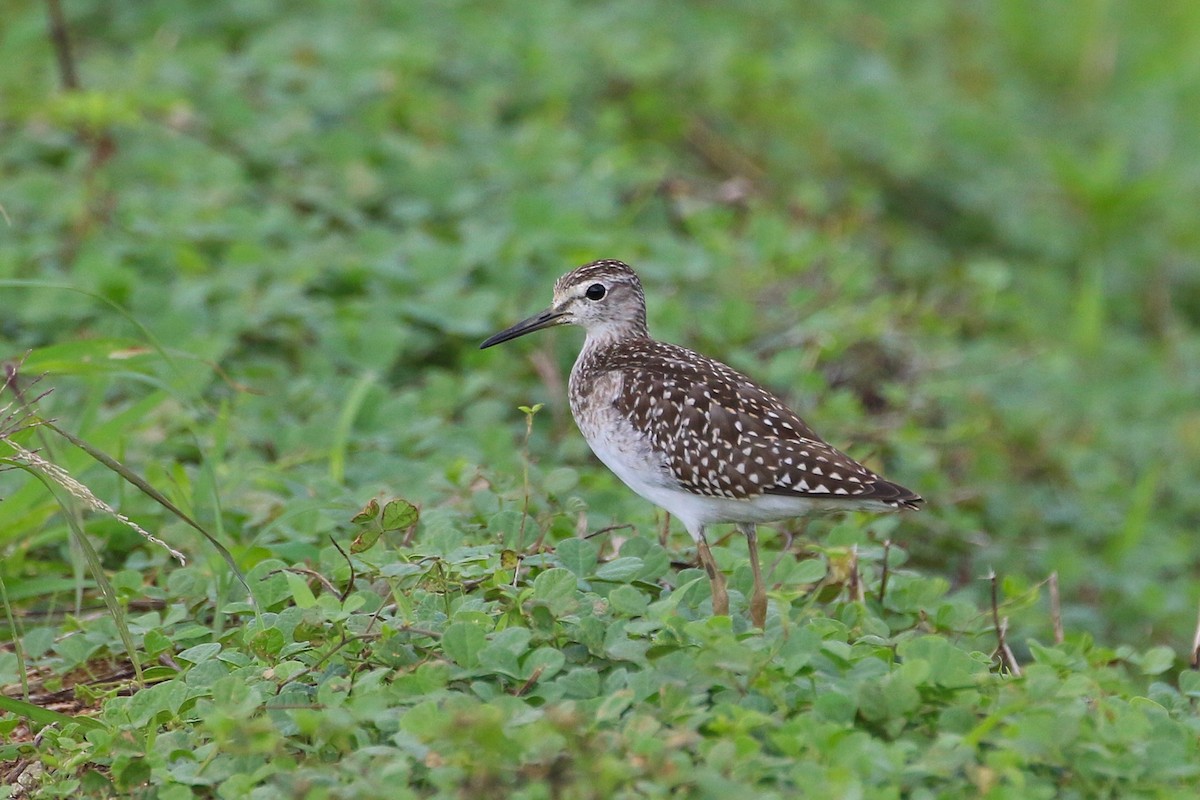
[814,691,857,724]
[594,557,644,582]
[115,756,152,791]
[246,560,292,607]
[142,629,171,657]
[177,643,222,664]
[442,622,487,669]
[634,547,671,581]
[125,680,189,727]
[897,636,989,686]
[0,695,105,731]
[381,498,420,532]
[487,626,532,656]
[500,549,520,571]
[522,646,566,681]
[777,627,823,675]
[284,571,317,608]
[1136,645,1176,676]
[652,576,708,616]
[557,667,601,699]
[619,538,672,581]
[604,626,649,664]
[531,568,580,616]
[248,627,286,660]
[351,526,383,553]
[351,498,380,524]
[556,538,599,578]
[478,645,522,678]
[858,669,921,723]
[543,467,580,495]
[595,688,633,721]
[607,584,650,617]
[790,558,828,584]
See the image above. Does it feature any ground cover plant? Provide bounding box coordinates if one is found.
[2,0,1199,796]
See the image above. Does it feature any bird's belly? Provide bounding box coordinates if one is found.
[575,401,802,528]
[577,406,898,531]
[569,370,901,536]
[576,407,677,494]
[680,492,892,524]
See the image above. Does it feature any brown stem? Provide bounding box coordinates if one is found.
[877,539,892,604]
[989,570,1022,677]
[584,523,635,541]
[1047,571,1064,645]
[848,544,864,602]
[45,0,80,91]
[329,535,356,602]
[514,666,544,697]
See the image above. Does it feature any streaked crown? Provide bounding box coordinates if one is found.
[551,259,649,341]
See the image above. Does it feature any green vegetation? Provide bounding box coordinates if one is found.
[2,0,1199,796]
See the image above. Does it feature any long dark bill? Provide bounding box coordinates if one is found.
[479,308,566,349]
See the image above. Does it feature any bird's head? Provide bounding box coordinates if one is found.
[480,259,649,348]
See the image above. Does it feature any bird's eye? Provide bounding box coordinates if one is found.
[585,283,607,301]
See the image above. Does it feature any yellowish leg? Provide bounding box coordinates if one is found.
[696,534,729,617]
[740,523,768,628]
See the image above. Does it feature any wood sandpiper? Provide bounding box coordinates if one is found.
[481,259,922,627]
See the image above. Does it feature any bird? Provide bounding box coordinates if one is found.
[480,259,922,627]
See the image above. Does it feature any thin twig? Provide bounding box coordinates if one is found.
[997,616,1021,678]
[518,404,543,550]
[392,625,442,639]
[520,446,532,545]
[584,524,636,541]
[6,442,187,565]
[1047,571,1064,645]
[41,419,251,598]
[3,359,53,434]
[45,0,79,91]
[329,535,355,602]
[877,539,892,604]
[401,518,419,548]
[344,601,399,684]
[269,567,340,599]
[513,666,544,697]
[686,116,766,182]
[848,544,864,602]
[275,624,442,694]
[276,632,372,693]
[988,569,1001,637]
[769,518,806,579]
[988,570,1022,676]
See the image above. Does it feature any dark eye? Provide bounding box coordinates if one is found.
[585,283,606,300]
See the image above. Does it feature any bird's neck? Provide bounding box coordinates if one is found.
[571,326,646,410]
[580,322,649,355]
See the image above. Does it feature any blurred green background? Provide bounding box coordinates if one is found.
[3,0,1199,650]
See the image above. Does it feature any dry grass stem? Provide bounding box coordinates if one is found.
[877,539,892,604]
[4,441,186,565]
[988,569,1022,677]
[1048,571,1064,645]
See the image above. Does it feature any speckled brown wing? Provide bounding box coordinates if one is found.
[590,339,921,508]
